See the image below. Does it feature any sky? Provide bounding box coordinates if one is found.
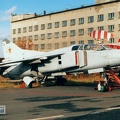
[0,0,94,57]
[0,0,94,40]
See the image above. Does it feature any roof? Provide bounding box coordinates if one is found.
[11,0,120,23]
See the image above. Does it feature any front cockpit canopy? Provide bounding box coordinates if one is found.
[71,44,111,51]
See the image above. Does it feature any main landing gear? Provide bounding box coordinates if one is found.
[97,67,120,92]
[21,75,67,88]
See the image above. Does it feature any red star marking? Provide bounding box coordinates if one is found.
[8,47,12,53]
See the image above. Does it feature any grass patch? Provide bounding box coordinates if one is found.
[64,73,104,83]
[0,73,104,88]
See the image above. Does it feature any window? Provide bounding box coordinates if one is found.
[79,40,84,44]
[88,28,94,34]
[62,42,67,47]
[18,37,21,40]
[108,13,114,20]
[70,19,76,26]
[109,38,114,43]
[108,25,114,32]
[70,41,75,45]
[119,12,120,18]
[13,29,16,34]
[29,36,32,40]
[23,36,27,40]
[55,22,59,28]
[98,26,104,30]
[41,34,45,40]
[70,30,75,36]
[88,40,94,44]
[34,25,38,31]
[18,28,21,33]
[41,24,45,30]
[23,27,27,33]
[98,14,104,21]
[118,24,120,31]
[78,18,84,24]
[35,44,39,50]
[62,20,67,27]
[62,31,67,37]
[88,16,94,23]
[34,35,38,40]
[41,44,45,50]
[47,43,52,49]
[29,26,32,32]
[47,33,52,39]
[55,32,60,38]
[55,43,59,49]
[48,23,52,29]
[13,38,16,43]
[78,29,84,35]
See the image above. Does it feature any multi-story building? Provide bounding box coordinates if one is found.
[96,0,116,4]
[11,0,120,51]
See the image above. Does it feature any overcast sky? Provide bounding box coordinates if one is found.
[0,0,94,57]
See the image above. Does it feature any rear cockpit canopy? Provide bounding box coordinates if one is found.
[71,44,111,51]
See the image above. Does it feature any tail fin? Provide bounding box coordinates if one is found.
[118,37,120,45]
[2,39,24,61]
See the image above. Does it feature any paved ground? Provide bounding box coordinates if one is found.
[1,85,120,120]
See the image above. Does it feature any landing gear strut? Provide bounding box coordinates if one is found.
[97,67,120,92]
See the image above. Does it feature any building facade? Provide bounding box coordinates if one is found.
[96,0,116,4]
[11,0,120,51]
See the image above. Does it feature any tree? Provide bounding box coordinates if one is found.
[15,38,34,50]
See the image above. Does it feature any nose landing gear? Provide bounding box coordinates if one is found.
[97,67,120,92]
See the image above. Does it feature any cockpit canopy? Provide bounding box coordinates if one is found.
[71,44,111,51]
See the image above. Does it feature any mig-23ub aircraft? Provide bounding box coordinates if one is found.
[0,39,120,87]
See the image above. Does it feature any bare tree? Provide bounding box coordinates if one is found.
[15,38,34,50]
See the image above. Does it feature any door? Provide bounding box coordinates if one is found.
[78,50,87,67]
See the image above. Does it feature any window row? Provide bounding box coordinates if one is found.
[13,25,116,42]
[13,29,91,41]
[12,12,120,34]
[34,37,114,51]
[13,36,114,50]
[34,40,94,50]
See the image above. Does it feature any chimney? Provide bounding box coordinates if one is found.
[44,10,46,15]
[34,13,37,17]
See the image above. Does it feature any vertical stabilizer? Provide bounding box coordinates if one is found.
[2,40,23,61]
[118,37,120,45]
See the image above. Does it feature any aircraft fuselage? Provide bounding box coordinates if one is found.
[1,47,120,79]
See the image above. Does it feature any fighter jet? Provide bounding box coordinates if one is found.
[0,39,120,86]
